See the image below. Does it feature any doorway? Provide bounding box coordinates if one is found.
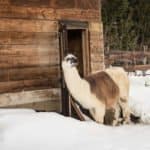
[67,29,84,76]
[59,20,90,117]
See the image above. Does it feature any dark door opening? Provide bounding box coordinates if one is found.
[67,29,84,76]
[59,21,89,118]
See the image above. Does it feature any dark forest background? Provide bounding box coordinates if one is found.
[102,0,150,51]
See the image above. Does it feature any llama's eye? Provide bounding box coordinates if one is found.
[66,58,71,62]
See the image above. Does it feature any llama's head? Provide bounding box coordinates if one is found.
[62,54,78,69]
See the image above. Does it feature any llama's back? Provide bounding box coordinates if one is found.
[105,67,129,100]
[85,71,120,108]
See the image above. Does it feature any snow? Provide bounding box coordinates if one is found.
[1,112,150,150]
[0,73,150,150]
[129,75,150,123]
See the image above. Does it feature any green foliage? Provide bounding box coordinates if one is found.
[102,0,150,51]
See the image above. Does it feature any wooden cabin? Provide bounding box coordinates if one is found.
[0,0,104,114]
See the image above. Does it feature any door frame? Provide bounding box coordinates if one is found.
[59,20,90,116]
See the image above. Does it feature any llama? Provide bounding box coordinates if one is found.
[62,54,123,125]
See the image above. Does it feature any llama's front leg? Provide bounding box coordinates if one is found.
[90,104,105,124]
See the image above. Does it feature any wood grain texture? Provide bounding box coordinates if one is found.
[0,5,56,20]
[89,22,102,32]
[0,0,10,4]
[0,0,103,112]
[0,78,60,94]
[0,19,58,32]
[0,88,61,107]
[10,0,99,10]
[6,100,61,112]
[0,44,59,69]
[0,31,58,45]
[0,5,100,21]
[0,44,59,56]
[56,9,100,21]
[0,66,60,82]
[89,22,104,72]
[11,0,50,7]
[0,56,59,69]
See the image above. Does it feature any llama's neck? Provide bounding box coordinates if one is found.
[63,67,82,93]
[62,65,97,109]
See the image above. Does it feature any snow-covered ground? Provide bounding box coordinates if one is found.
[129,72,150,123]
[0,72,150,150]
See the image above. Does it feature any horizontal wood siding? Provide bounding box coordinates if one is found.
[3,0,99,10]
[0,19,58,32]
[0,0,104,112]
[0,5,100,21]
[0,1,61,111]
[0,89,61,111]
[0,32,58,45]
[7,100,61,112]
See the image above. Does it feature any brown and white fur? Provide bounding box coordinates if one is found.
[62,54,124,125]
[105,67,130,124]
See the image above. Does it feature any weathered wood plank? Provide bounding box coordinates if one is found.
[10,0,50,7]
[0,19,58,32]
[10,66,60,81]
[0,44,59,68]
[89,22,102,32]
[0,55,59,69]
[0,78,60,94]
[0,69,9,81]
[91,53,104,62]
[0,5,100,21]
[10,0,99,10]
[0,44,59,56]
[0,0,10,4]
[0,88,61,107]
[77,0,99,9]
[56,9,100,21]
[0,66,60,82]
[53,0,98,9]
[6,100,61,112]
[91,62,104,73]
[89,27,104,68]
[0,5,56,20]
[0,31,58,45]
